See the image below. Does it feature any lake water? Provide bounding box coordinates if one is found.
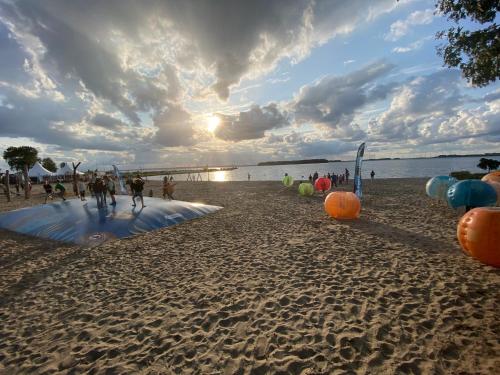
[150,156,499,182]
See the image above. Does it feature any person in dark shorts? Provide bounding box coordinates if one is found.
[88,173,97,197]
[93,176,105,208]
[332,173,338,187]
[54,180,66,201]
[370,170,375,181]
[131,174,145,208]
[43,179,53,203]
[313,171,318,184]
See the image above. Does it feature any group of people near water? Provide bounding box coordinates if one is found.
[308,169,351,187]
[40,172,176,209]
[307,168,376,186]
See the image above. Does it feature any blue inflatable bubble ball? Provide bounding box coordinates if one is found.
[447,179,497,209]
[426,176,458,200]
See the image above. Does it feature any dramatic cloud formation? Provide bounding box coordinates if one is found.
[292,61,396,138]
[0,0,498,168]
[154,105,196,147]
[90,113,126,130]
[214,104,289,141]
[368,70,500,144]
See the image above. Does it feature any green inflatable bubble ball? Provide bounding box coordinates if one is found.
[298,182,314,196]
[283,175,294,187]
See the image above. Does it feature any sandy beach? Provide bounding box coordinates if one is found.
[0,178,498,374]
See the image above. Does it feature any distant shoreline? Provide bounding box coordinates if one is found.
[251,153,500,166]
[257,159,328,166]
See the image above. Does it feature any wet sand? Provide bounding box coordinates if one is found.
[0,179,499,374]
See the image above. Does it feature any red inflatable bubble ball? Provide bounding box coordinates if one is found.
[482,171,500,184]
[315,177,332,192]
[324,192,361,219]
[457,207,500,267]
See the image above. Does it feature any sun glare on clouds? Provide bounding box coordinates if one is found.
[207,115,220,133]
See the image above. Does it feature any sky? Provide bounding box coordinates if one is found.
[0,0,499,171]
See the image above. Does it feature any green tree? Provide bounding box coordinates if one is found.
[436,0,500,87]
[3,146,38,199]
[3,146,39,171]
[42,157,57,173]
[477,157,500,172]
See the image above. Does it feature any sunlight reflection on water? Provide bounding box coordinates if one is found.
[211,170,227,182]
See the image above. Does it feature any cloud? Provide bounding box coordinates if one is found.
[90,113,126,130]
[214,103,289,141]
[1,1,496,164]
[385,9,434,41]
[0,0,398,104]
[154,105,196,147]
[367,69,500,145]
[392,36,432,53]
[0,85,147,152]
[292,61,395,137]
[483,89,500,103]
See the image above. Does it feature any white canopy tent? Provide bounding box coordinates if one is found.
[28,162,55,182]
[57,163,84,176]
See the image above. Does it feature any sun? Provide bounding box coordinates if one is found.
[207,115,220,133]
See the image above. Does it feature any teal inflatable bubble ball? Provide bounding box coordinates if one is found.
[426,176,457,200]
[298,182,314,196]
[282,175,294,187]
[447,179,497,209]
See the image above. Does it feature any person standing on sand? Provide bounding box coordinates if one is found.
[371,170,375,181]
[313,171,318,184]
[248,173,251,181]
[332,173,338,187]
[131,174,146,208]
[345,168,350,184]
[162,177,169,199]
[14,174,20,194]
[163,177,176,200]
[43,179,53,203]
[308,174,313,183]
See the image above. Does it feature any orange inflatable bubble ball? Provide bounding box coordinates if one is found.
[482,171,500,184]
[457,207,500,267]
[485,181,500,206]
[324,192,361,220]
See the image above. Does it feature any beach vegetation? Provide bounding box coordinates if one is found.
[477,157,500,172]
[3,146,38,199]
[450,170,486,180]
[41,157,57,173]
[3,146,39,172]
[436,0,500,87]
